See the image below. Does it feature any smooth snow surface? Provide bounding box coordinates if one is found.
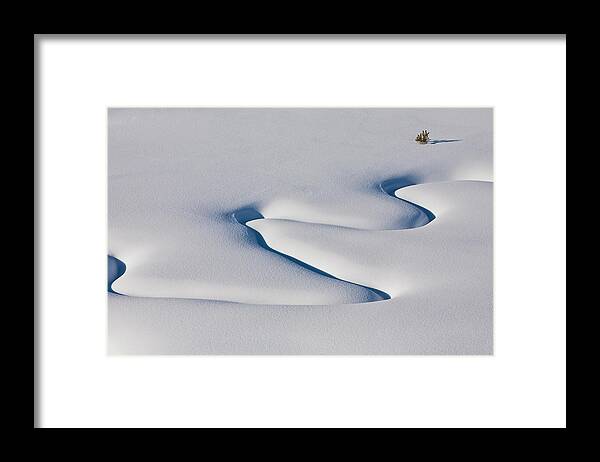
[108,108,493,354]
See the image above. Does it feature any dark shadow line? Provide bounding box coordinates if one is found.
[406,200,436,222]
[379,176,436,224]
[232,209,390,301]
[428,139,462,144]
[108,256,127,294]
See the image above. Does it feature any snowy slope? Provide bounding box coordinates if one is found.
[108,108,493,354]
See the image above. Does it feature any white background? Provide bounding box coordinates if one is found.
[37,36,566,428]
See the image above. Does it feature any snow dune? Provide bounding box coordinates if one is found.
[246,180,490,301]
[108,108,492,354]
[108,178,440,305]
[232,208,390,303]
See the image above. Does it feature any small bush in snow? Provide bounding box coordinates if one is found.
[415,130,430,144]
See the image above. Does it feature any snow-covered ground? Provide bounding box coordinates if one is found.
[108,108,493,354]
